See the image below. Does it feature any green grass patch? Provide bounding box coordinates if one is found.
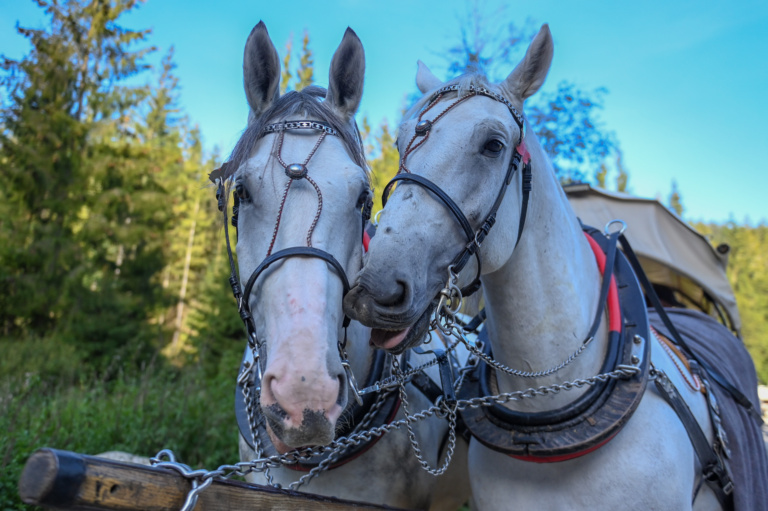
[0,337,243,510]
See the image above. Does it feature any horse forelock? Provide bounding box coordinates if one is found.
[228,85,369,185]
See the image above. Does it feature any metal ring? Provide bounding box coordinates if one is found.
[372,209,384,226]
[604,219,627,236]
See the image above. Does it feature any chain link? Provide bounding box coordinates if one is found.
[434,267,462,335]
[153,350,640,510]
[457,325,596,378]
[392,356,458,476]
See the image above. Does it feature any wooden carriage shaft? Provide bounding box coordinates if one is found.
[19,449,412,511]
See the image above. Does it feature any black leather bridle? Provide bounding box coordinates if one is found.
[210,119,373,373]
[382,84,532,298]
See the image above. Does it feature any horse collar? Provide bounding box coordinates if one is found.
[458,227,652,462]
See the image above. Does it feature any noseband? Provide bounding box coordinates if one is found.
[210,119,373,395]
[382,85,532,299]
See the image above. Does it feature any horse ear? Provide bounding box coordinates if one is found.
[243,21,281,119]
[501,24,553,102]
[327,28,365,120]
[416,60,442,93]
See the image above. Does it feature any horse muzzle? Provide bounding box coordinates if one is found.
[343,283,436,354]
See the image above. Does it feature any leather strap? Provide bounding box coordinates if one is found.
[653,370,734,509]
[618,233,762,423]
[242,247,352,328]
[381,149,531,298]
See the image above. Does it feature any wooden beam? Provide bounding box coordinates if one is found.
[19,448,410,511]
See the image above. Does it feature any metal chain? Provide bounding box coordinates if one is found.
[287,388,396,490]
[428,84,525,131]
[434,317,595,379]
[393,357,458,476]
[153,358,640,510]
[462,329,596,378]
[433,266,463,336]
[358,355,439,395]
[263,120,338,135]
[241,369,276,487]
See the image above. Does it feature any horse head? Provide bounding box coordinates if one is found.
[344,25,554,353]
[230,22,370,451]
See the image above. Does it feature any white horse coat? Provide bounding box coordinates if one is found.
[229,22,469,510]
[345,24,729,510]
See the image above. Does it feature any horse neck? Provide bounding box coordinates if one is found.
[480,149,609,409]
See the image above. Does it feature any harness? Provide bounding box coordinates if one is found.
[209,118,373,399]
[457,226,736,508]
[381,83,748,505]
[210,118,380,471]
[382,84,532,303]
[235,346,404,470]
[458,228,651,462]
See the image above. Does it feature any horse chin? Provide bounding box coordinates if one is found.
[265,423,294,455]
[369,302,435,354]
[264,411,335,454]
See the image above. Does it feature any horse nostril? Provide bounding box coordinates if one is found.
[377,280,408,307]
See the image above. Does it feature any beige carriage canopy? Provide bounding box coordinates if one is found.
[564,183,741,335]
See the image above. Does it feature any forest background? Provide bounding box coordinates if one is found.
[1,1,766,509]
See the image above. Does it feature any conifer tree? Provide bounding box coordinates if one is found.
[366,122,400,214]
[615,148,629,192]
[668,179,684,217]
[0,0,155,344]
[295,30,314,91]
[595,162,608,188]
[280,35,293,94]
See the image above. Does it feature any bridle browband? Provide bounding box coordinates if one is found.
[382,84,532,297]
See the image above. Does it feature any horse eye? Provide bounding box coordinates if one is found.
[356,189,371,209]
[235,183,250,201]
[484,139,504,155]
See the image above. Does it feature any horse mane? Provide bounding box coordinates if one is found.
[227,85,369,182]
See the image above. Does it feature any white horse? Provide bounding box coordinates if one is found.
[344,24,743,510]
[225,22,469,510]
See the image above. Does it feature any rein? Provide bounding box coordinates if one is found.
[382,84,532,300]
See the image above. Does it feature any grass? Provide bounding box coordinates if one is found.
[0,336,242,510]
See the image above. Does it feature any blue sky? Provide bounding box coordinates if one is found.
[2,0,767,224]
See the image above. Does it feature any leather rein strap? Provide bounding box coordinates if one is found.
[382,84,532,297]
